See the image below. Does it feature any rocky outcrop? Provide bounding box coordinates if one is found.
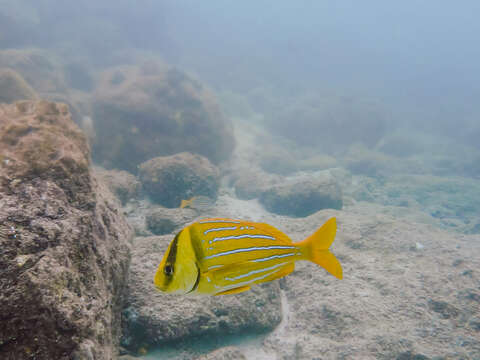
[259,173,343,217]
[229,166,280,201]
[122,235,282,353]
[0,68,38,103]
[139,152,220,208]
[92,63,235,173]
[0,101,132,360]
[145,207,197,235]
[0,49,68,95]
[95,167,142,205]
[261,208,480,359]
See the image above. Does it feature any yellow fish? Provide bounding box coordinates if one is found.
[180,196,214,210]
[154,217,342,296]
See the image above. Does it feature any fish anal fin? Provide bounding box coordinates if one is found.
[258,262,295,284]
[215,286,251,296]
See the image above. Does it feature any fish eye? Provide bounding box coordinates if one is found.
[164,264,174,276]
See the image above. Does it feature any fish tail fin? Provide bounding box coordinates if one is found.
[297,217,343,279]
[180,199,190,209]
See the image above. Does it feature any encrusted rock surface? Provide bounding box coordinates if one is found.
[139,152,220,208]
[0,101,132,360]
[92,63,234,173]
[145,207,197,235]
[259,172,343,217]
[95,167,142,205]
[261,208,480,359]
[122,235,282,352]
[0,68,38,103]
[230,167,280,200]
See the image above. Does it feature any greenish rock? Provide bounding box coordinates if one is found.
[146,207,196,235]
[0,68,38,103]
[95,167,141,205]
[92,63,234,173]
[259,175,343,217]
[138,152,220,208]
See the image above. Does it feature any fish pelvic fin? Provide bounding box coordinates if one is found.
[215,285,251,296]
[297,217,343,279]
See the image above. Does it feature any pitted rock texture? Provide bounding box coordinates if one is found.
[92,63,234,173]
[139,152,220,208]
[259,173,343,217]
[0,101,132,360]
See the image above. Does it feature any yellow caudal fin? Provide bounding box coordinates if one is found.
[297,217,343,279]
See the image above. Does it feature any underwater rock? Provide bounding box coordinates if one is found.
[194,346,246,360]
[122,235,282,352]
[146,207,197,235]
[139,152,220,208]
[0,101,132,360]
[0,48,68,95]
[232,167,281,200]
[259,173,343,217]
[95,166,142,205]
[259,151,298,175]
[92,63,234,173]
[0,68,38,103]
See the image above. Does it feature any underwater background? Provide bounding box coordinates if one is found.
[0,1,479,359]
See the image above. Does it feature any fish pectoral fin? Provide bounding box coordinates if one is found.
[215,286,251,296]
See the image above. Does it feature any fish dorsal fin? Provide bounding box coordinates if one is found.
[239,221,292,244]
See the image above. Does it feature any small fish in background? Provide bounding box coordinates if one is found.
[154,217,342,296]
[180,195,215,210]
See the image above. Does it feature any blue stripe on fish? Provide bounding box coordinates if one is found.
[216,268,283,293]
[204,226,237,235]
[211,234,276,243]
[252,253,298,262]
[207,264,224,270]
[199,220,241,224]
[204,245,295,260]
[225,262,289,281]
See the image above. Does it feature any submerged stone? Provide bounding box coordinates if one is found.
[139,152,220,208]
[0,101,132,359]
[259,174,343,217]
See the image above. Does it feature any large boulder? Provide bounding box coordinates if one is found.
[138,152,220,208]
[92,63,235,173]
[0,49,68,95]
[0,68,38,103]
[0,101,132,360]
[122,235,282,353]
[145,207,197,235]
[231,167,281,200]
[259,173,343,217]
